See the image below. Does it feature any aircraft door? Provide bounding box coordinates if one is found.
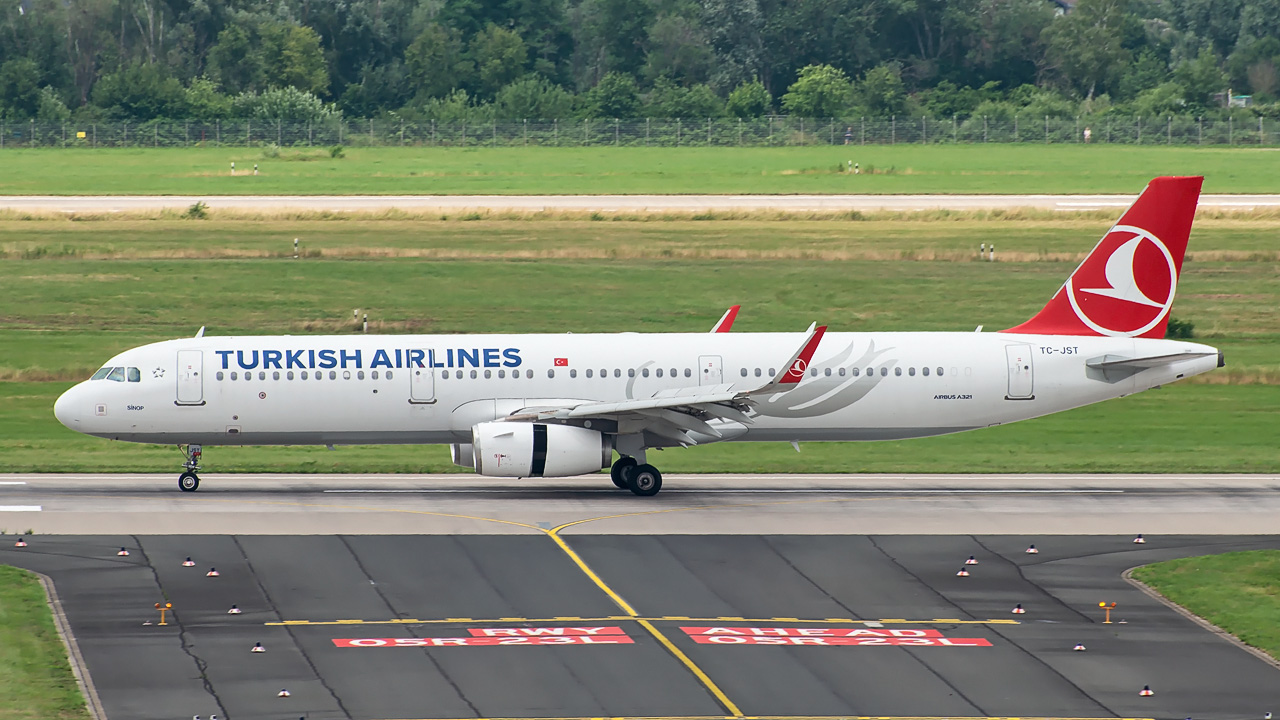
[698,355,723,385]
[1005,344,1034,400]
[409,352,435,404]
[176,350,204,405]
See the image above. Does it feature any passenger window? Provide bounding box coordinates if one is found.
[386,371,393,380]
[570,369,578,378]
[315,372,322,381]
[470,369,478,379]
[908,367,915,376]
[287,371,294,380]
[329,371,337,380]
[839,367,846,376]
[498,369,505,378]
[357,371,365,380]
[614,369,621,378]
[127,367,141,382]
[768,368,775,377]
[629,369,636,378]
[754,368,761,377]
[880,367,888,377]
[548,369,555,378]
[852,368,859,376]
[257,371,265,381]
[344,371,352,380]
[245,373,252,382]
[894,367,902,377]
[866,367,873,376]
[642,368,650,377]
[525,369,533,379]
[301,371,308,380]
[684,368,691,378]
[586,369,593,378]
[740,368,748,377]
[216,371,225,381]
[230,371,238,381]
[825,368,832,377]
[809,367,818,377]
[670,368,676,378]
[922,367,930,376]
[484,369,491,379]
[656,368,663,378]
[91,367,111,380]
[273,371,281,380]
[107,367,126,382]
[940,367,946,376]
[371,371,378,380]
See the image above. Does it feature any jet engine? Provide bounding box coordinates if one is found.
[472,422,612,478]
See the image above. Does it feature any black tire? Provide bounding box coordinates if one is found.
[627,464,662,497]
[610,457,637,489]
[179,472,200,492]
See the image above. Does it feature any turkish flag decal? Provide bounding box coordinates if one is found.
[553,358,569,366]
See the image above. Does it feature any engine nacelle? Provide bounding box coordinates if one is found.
[450,443,475,469]
[472,422,612,478]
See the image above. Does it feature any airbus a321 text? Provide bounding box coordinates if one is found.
[54,177,1223,496]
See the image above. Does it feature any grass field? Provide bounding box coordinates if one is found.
[0,566,90,720]
[1133,551,1280,661]
[1,212,1276,473]
[2,145,1280,195]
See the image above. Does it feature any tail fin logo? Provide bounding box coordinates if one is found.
[1065,225,1177,337]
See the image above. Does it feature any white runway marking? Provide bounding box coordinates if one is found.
[0,506,42,511]
[0,482,28,485]
[322,488,1125,495]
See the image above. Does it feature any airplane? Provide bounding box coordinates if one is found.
[53,176,1222,496]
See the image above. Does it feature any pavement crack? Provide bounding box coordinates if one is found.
[336,536,482,718]
[134,534,229,719]
[971,536,1092,622]
[231,536,353,720]
[866,536,987,716]
[761,536,861,618]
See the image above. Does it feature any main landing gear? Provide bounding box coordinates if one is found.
[610,456,662,497]
[178,444,202,492]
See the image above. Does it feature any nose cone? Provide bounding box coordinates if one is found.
[54,384,81,431]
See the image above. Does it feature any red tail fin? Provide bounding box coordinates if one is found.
[1002,176,1202,339]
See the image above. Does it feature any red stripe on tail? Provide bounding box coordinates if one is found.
[1002,176,1202,339]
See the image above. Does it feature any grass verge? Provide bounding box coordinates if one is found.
[3,145,1280,195]
[0,566,90,719]
[1132,551,1280,662]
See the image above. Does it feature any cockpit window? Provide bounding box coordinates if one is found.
[127,367,141,382]
[91,367,111,380]
[106,367,126,382]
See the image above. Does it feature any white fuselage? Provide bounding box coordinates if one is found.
[53,331,1220,450]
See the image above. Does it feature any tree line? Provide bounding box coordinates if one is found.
[1,0,1278,124]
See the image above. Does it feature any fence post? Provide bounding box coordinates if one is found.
[1229,116,1233,145]
[154,123,158,148]
[922,115,926,143]
[768,116,773,145]
[62,123,66,147]
[953,114,957,143]
[1013,114,1017,142]
[462,121,466,145]
[860,116,865,145]
[891,115,895,145]
[372,118,376,144]
[215,120,219,145]
[1260,116,1264,145]
[983,115,987,143]
[339,118,344,145]
[1044,115,1048,143]
[738,117,742,145]
[1198,116,1202,145]
[616,118,620,146]
[709,117,713,145]
[584,117,588,145]
[677,118,682,145]
[799,117,804,144]
[185,121,189,146]
[646,118,650,146]
[553,118,557,146]
[492,120,496,146]
[30,119,35,148]
[524,119,527,146]
[1,121,4,148]
[830,120,834,144]
[123,121,128,146]
[278,119,282,146]
[400,118,405,146]
[1136,116,1141,144]
[432,119,436,145]
[1168,116,1172,144]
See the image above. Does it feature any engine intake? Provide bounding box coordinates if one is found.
[472,422,611,478]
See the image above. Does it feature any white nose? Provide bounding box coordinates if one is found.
[54,384,81,429]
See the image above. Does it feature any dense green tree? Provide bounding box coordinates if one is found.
[185,76,233,120]
[781,64,853,117]
[726,79,771,117]
[1042,0,1135,98]
[642,13,714,85]
[700,0,764,92]
[405,24,472,100]
[856,63,907,115]
[494,75,574,118]
[759,0,884,95]
[643,77,724,117]
[232,85,335,122]
[206,20,328,97]
[470,24,529,99]
[1174,47,1230,109]
[0,58,42,119]
[580,71,640,117]
[92,63,188,118]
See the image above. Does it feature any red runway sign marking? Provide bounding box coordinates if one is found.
[468,627,626,637]
[690,636,991,646]
[681,627,944,638]
[333,635,634,647]
[680,627,991,647]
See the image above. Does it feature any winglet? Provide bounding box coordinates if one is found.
[746,323,826,394]
[710,305,740,333]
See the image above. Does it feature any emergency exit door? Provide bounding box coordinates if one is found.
[410,353,436,404]
[176,350,204,405]
[699,355,723,385]
[1005,344,1034,400]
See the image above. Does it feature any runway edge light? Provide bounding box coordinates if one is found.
[965,555,979,565]
[1134,534,1146,544]
[251,642,265,653]
[1025,544,1038,554]
[1139,685,1154,696]
[1012,604,1026,614]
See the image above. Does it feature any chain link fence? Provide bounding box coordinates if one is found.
[2,116,1277,148]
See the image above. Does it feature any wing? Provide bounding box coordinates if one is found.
[506,324,827,446]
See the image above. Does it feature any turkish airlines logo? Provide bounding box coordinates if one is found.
[1065,225,1177,337]
[790,359,808,375]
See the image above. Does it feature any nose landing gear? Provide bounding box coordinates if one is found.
[178,444,202,492]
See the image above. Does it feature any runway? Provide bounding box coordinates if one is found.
[2,473,1279,535]
[3,474,1279,720]
[5,193,1280,213]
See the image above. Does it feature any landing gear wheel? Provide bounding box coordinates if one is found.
[610,457,637,489]
[178,472,200,492]
[626,464,662,497]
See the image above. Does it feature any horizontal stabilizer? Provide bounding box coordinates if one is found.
[1086,351,1216,370]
